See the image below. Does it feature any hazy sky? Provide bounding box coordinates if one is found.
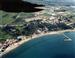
[23,0,75,2]
[23,0,75,5]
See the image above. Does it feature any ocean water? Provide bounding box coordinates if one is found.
[2,32,75,58]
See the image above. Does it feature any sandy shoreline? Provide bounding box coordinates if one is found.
[0,29,75,57]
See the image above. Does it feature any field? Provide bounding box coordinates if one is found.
[0,11,35,25]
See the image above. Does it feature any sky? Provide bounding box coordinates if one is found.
[23,0,75,2]
[23,0,75,5]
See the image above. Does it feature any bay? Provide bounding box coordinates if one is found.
[2,32,75,58]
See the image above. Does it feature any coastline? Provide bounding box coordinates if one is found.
[0,29,75,57]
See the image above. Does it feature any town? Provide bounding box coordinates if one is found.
[0,6,75,56]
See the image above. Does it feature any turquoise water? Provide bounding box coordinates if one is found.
[2,32,75,58]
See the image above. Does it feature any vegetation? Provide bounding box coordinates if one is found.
[0,17,75,42]
[0,28,13,42]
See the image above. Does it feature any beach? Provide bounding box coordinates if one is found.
[0,29,75,57]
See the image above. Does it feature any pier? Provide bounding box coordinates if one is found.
[62,33,72,41]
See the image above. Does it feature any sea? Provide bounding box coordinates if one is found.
[2,32,75,58]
